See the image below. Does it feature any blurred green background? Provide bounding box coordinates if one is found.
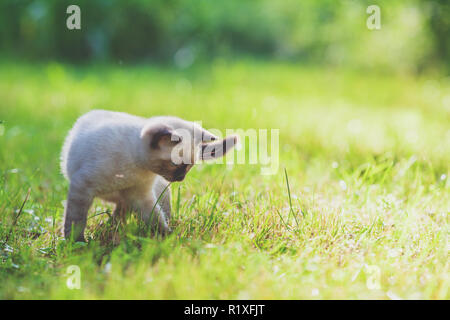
[1,0,449,73]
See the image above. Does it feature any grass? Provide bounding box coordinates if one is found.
[0,59,448,299]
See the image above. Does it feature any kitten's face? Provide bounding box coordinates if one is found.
[140,118,237,182]
[152,160,194,182]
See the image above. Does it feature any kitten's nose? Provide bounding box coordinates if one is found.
[173,172,186,181]
[174,175,185,181]
[173,164,188,181]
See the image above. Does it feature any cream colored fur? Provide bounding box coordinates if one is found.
[61,109,237,241]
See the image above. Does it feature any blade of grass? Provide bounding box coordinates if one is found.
[284,168,300,227]
[4,188,30,244]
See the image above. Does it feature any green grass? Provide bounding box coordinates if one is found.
[0,59,448,299]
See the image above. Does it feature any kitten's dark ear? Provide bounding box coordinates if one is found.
[201,128,219,142]
[141,123,182,149]
[201,135,238,160]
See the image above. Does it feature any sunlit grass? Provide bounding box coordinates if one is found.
[0,59,448,299]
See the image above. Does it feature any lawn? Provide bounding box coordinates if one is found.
[0,59,448,299]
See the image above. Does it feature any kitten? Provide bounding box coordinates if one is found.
[60,110,237,241]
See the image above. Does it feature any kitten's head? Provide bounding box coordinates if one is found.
[140,117,238,182]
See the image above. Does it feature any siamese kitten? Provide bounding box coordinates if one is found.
[60,110,237,242]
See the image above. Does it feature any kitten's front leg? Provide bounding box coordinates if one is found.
[112,202,128,224]
[153,178,171,221]
[139,196,172,235]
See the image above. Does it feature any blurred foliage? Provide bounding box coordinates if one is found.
[0,0,448,73]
